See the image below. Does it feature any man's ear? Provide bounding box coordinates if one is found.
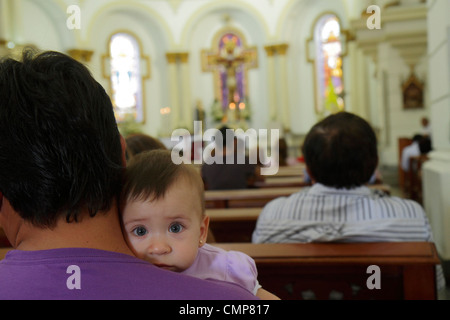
[120,135,127,166]
[306,165,316,184]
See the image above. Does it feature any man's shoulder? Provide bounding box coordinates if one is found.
[259,188,308,216]
[0,248,257,300]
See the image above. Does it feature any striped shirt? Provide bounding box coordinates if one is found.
[252,183,445,289]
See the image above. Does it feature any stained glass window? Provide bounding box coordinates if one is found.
[109,33,143,122]
[314,14,345,114]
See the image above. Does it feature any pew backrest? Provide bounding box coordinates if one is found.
[205,187,300,208]
[214,242,439,300]
[207,208,261,242]
[0,247,11,260]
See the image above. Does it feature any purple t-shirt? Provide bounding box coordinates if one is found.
[0,248,258,300]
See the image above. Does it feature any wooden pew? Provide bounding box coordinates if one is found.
[398,137,413,192]
[273,164,305,178]
[205,184,391,209]
[207,208,261,242]
[0,247,11,260]
[254,176,311,188]
[408,155,429,204]
[214,242,440,300]
[205,187,300,208]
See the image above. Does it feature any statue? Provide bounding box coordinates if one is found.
[202,33,258,125]
[195,99,206,132]
[215,37,245,109]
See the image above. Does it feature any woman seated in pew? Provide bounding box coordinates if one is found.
[201,126,264,190]
[277,137,305,167]
[121,150,279,300]
[252,112,445,292]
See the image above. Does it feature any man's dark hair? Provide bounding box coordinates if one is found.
[419,136,432,154]
[0,50,124,228]
[412,134,423,142]
[301,112,378,189]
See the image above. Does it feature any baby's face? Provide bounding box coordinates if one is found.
[122,177,208,272]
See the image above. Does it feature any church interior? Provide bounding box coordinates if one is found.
[1,0,450,300]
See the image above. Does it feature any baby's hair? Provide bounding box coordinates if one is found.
[121,149,205,215]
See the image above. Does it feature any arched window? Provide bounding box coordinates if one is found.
[313,14,345,115]
[109,32,144,122]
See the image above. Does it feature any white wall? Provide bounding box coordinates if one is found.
[423,0,450,259]
[3,0,439,165]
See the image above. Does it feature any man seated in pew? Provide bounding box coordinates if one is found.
[201,126,264,190]
[121,150,279,299]
[252,111,445,291]
[125,133,167,162]
[401,134,423,173]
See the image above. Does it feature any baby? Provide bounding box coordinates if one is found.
[121,149,278,300]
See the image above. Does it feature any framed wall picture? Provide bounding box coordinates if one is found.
[402,72,424,110]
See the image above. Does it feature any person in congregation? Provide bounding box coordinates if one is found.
[421,116,431,137]
[121,150,279,299]
[0,50,257,300]
[125,133,167,161]
[201,126,263,190]
[277,138,289,167]
[401,134,423,173]
[252,111,445,291]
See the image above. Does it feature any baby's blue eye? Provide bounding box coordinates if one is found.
[133,226,147,237]
[169,223,183,233]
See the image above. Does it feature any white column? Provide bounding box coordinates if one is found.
[166,53,180,130]
[264,46,277,121]
[277,44,290,131]
[422,0,450,259]
[0,0,8,40]
[10,0,22,43]
[354,48,370,119]
[179,53,192,131]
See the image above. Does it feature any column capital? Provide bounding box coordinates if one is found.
[166,52,189,64]
[264,45,276,57]
[264,44,289,56]
[166,52,178,64]
[275,44,289,55]
[67,49,94,63]
[178,52,189,63]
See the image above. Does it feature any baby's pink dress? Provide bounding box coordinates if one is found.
[181,243,261,295]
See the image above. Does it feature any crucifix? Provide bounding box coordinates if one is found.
[202,32,258,124]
